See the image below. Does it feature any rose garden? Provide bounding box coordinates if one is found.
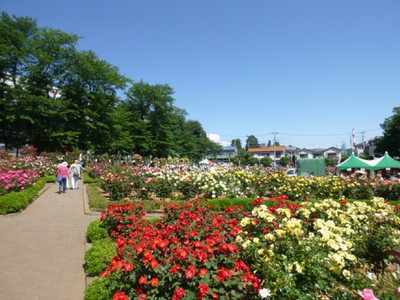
[1,150,399,300]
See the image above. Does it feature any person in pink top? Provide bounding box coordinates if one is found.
[56,161,69,194]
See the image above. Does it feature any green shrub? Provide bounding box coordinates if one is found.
[84,277,113,300]
[85,238,116,277]
[201,198,255,211]
[83,172,101,184]
[86,220,108,243]
[0,178,46,214]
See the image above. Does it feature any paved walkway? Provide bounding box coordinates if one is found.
[0,183,100,300]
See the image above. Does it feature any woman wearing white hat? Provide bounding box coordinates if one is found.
[56,161,69,194]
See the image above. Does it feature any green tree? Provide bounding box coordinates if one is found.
[124,82,177,157]
[0,13,39,152]
[261,157,273,166]
[175,119,221,161]
[0,13,129,153]
[62,50,128,153]
[375,107,400,157]
[246,135,260,150]
[231,138,242,150]
[279,156,290,166]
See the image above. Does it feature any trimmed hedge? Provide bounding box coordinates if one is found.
[83,172,101,184]
[86,220,108,243]
[85,237,116,277]
[84,277,113,300]
[0,177,51,214]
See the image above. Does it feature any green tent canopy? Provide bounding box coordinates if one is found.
[370,152,400,170]
[337,154,373,171]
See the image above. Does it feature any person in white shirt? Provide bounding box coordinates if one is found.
[69,160,83,189]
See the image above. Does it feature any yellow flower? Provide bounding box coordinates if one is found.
[265,233,276,241]
[242,240,251,249]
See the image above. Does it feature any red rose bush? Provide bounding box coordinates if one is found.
[98,200,261,299]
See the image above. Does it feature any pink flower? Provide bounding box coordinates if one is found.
[397,286,400,298]
[358,289,380,300]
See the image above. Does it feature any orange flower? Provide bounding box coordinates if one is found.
[150,277,160,287]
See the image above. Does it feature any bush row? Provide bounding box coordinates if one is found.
[0,176,54,214]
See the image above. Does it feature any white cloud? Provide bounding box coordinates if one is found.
[207,133,230,146]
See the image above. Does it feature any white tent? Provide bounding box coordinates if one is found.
[199,158,212,166]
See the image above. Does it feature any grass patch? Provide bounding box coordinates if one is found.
[86,183,110,211]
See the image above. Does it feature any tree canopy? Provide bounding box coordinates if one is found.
[245,135,260,150]
[0,13,220,160]
[375,107,400,157]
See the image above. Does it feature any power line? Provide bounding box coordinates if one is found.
[218,128,381,139]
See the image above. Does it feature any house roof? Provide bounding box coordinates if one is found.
[324,147,341,152]
[223,146,236,151]
[248,146,287,153]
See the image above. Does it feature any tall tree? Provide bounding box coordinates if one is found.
[176,120,221,160]
[375,107,400,157]
[61,50,128,153]
[0,13,38,151]
[125,82,177,157]
[246,135,260,150]
[231,138,242,149]
[0,13,129,152]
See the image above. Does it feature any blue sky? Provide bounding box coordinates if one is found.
[2,1,400,149]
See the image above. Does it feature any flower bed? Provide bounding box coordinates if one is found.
[85,197,400,299]
[86,163,400,202]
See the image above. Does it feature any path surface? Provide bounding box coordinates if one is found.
[0,183,100,300]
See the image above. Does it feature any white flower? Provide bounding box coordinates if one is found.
[259,288,271,298]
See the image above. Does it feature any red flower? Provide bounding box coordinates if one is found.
[170,264,182,275]
[175,248,189,260]
[143,249,153,259]
[150,277,160,287]
[124,261,134,272]
[199,268,208,276]
[193,240,203,248]
[253,197,265,207]
[212,293,219,299]
[101,269,110,277]
[185,265,197,279]
[172,287,185,300]
[138,294,147,300]
[217,267,232,282]
[113,291,130,300]
[198,283,210,299]
[150,259,159,269]
[139,275,148,284]
[235,259,250,272]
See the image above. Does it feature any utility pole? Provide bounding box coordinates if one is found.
[361,131,365,155]
[272,131,277,166]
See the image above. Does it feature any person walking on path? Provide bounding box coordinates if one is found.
[56,161,69,194]
[69,160,83,189]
